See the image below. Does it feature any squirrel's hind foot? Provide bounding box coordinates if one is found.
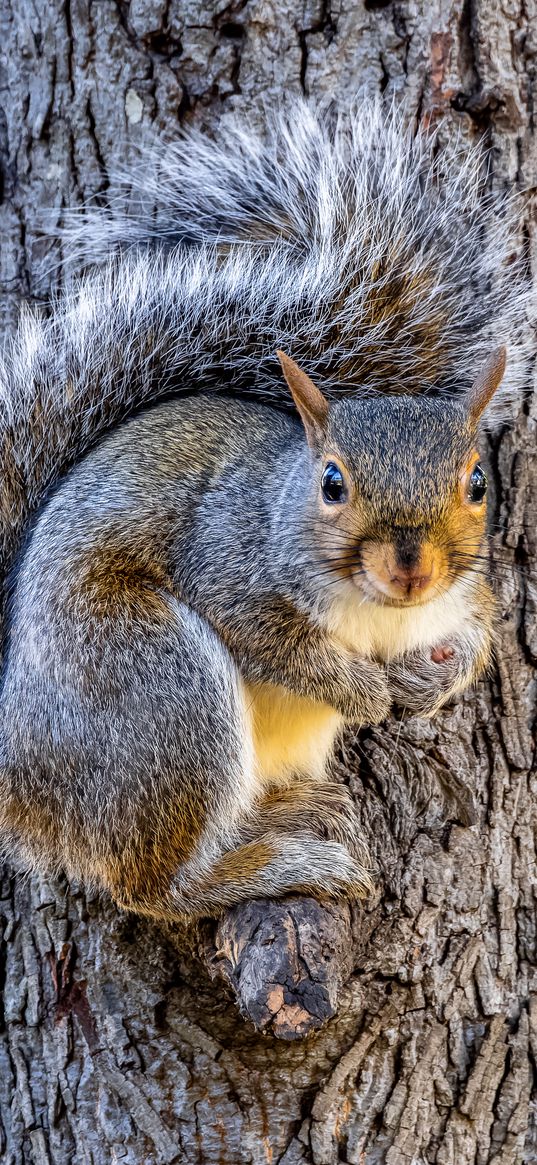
[247,781,370,868]
[166,832,373,917]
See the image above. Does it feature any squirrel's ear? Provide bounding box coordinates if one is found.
[276,351,329,449]
[467,346,507,423]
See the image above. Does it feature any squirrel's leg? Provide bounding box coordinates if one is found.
[153,780,372,918]
[164,832,371,918]
[246,781,369,868]
[0,591,369,918]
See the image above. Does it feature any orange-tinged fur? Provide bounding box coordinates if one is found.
[200,840,277,886]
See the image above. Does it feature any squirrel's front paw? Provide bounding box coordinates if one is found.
[343,658,391,725]
[387,641,464,716]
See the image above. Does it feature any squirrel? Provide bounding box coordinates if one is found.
[0,101,530,919]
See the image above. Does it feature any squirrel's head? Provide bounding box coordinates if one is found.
[277,348,506,608]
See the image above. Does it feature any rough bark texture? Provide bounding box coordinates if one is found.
[1,2,536,1162]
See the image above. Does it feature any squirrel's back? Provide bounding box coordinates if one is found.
[0,100,531,582]
[5,394,295,637]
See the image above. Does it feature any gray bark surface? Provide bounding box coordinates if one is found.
[0,1,536,1162]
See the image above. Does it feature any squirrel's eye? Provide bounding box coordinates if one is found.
[468,463,487,503]
[321,462,346,504]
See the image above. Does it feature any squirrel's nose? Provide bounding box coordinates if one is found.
[390,567,432,592]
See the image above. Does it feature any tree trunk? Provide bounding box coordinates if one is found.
[1,2,536,1162]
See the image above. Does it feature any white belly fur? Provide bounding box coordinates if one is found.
[325,575,473,660]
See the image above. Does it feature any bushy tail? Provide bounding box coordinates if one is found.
[0,100,531,579]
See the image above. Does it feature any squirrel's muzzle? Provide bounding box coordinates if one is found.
[356,534,445,606]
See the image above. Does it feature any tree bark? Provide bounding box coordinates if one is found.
[1,1,536,1162]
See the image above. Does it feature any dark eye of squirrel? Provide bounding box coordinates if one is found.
[321,462,346,504]
[468,463,487,503]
